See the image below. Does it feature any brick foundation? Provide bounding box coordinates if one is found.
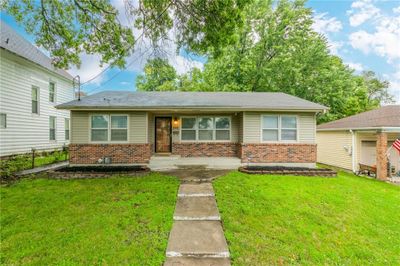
[69,144,152,164]
[240,143,317,163]
[172,142,239,157]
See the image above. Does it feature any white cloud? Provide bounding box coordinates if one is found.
[120,81,131,85]
[69,54,108,85]
[393,6,400,14]
[347,0,380,27]
[349,15,400,63]
[346,62,364,71]
[312,13,343,34]
[312,12,343,55]
[387,68,400,103]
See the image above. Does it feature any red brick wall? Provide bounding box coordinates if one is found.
[69,144,152,164]
[172,142,239,157]
[240,143,317,163]
[376,132,388,180]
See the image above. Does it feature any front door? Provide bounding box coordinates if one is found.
[155,117,172,153]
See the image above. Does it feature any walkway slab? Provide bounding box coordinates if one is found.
[174,196,220,221]
[178,183,214,197]
[164,257,231,266]
[166,221,229,258]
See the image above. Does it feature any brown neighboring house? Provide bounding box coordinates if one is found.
[57,91,327,170]
[316,105,400,179]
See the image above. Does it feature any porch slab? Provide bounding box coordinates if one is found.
[166,221,229,258]
[178,183,214,197]
[174,196,220,221]
[149,156,241,171]
[164,257,231,266]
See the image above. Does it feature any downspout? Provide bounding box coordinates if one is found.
[350,130,356,173]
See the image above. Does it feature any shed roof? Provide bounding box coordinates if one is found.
[0,21,73,80]
[56,91,327,111]
[317,105,400,130]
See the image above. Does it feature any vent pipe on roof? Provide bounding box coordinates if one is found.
[73,75,81,101]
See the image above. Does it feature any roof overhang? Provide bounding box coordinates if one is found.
[317,127,400,133]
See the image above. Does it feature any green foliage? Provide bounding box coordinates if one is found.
[0,173,179,264]
[136,0,393,123]
[213,171,400,265]
[3,0,251,68]
[0,150,68,179]
[136,58,178,91]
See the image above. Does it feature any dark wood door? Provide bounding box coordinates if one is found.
[155,117,172,153]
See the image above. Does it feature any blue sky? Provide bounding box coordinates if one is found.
[1,0,400,102]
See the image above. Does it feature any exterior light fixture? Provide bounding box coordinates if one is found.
[173,117,179,128]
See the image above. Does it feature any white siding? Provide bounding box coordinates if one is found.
[0,50,74,156]
[316,131,353,170]
[243,112,317,143]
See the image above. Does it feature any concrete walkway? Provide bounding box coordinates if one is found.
[15,161,68,176]
[164,172,231,266]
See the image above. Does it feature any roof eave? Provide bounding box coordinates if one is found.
[317,127,400,132]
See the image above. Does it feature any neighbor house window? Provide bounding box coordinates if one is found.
[49,82,55,103]
[49,116,56,141]
[91,115,128,142]
[32,86,39,114]
[262,115,297,142]
[181,116,231,141]
[181,117,197,140]
[0,113,6,128]
[110,115,128,141]
[65,118,70,140]
[91,115,109,141]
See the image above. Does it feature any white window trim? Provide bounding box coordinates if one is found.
[31,86,40,115]
[49,81,56,104]
[65,118,70,141]
[49,116,57,142]
[260,114,299,143]
[89,114,129,143]
[180,116,232,142]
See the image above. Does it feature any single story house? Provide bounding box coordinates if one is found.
[316,105,400,180]
[57,91,327,169]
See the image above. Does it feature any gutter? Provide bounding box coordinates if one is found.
[317,127,400,132]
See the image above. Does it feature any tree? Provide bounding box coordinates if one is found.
[2,0,251,69]
[136,58,177,91]
[360,71,394,105]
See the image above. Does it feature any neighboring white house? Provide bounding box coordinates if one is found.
[0,21,74,157]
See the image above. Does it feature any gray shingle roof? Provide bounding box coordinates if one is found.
[0,21,73,80]
[56,91,327,111]
[317,105,400,130]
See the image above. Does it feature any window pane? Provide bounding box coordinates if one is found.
[92,129,108,141]
[65,118,70,130]
[65,130,70,140]
[50,129,56,140]
[198,117,213,129]
[49,117,56,129]
[282,116,296,128]
[182,118,196,129]
[32,87,38,100]
[1,113,6,128]
[32,101,38,114]
[216,130,230,140]
[263,116,278,128]
[215,117,230,129]
[262,129,278,141]
[49,83,55,102]
[111,129,127,141]
[111,116,127,128]
[281,129,297,140]
[181,130,196,140]
[199,130,213,140]
[91,115,108,128]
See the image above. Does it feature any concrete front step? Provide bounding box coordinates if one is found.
[166,221,230,258]
[178,183,214,197]
[164,257,231,266]
[174,196,220,221]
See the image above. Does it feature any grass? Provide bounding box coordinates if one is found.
[0,173,179,265]
[0,150,68,178]
[213,171,400,265]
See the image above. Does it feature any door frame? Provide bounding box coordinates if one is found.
[154,116,172,153]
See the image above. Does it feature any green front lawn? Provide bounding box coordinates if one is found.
[214,171,400,265]
[1,173,179,265]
